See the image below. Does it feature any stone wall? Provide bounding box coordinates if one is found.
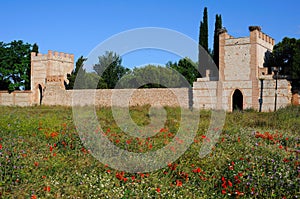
[42,85,190,108]
[0,91,32,106]
[259,78,292,111]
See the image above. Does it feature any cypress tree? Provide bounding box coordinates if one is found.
[213,14,222,68]
[198,7,209,77]
[200,7,208,52]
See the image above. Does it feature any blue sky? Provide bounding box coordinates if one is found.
[1,0,299,69]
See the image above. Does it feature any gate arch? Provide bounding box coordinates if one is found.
[232,89,243,111]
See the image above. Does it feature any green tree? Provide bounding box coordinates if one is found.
[66,56,87,89]
[198,7,209,77]
[93,51,130,89]
[0,40,32,92]
[85,72,107,89]
[32,43,39,55]
[264,37,300,89]
[213,14,222,68]
[167,58,200,86]
[118,64,185,88]
[199,7,208,52]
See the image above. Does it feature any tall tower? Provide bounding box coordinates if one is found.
[30,50,74,105]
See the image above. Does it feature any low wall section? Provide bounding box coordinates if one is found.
[0,91,32,106]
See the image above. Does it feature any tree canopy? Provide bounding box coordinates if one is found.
[93,51,130,89]
[117,64,190,89]
[167,58,200,86]
[0,40,35,92]
[66,56,107,89]
[264,37,300,89]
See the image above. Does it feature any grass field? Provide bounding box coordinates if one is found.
[0,105,299,198]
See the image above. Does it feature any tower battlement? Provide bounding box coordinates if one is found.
[31,50,74,63]
[249,26,275,45]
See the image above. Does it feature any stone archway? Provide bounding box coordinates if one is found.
[232,89,243,111]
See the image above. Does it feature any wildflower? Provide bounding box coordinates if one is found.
[31,195,37,199]
[228,180,233,187]
[222,182,227,188]
[44,186,51,192]
[283,158,289,163]
[34,162,39,167]
[156,188,161,193]
[192,167,201,173]
[279,145,283,149]
[0,144,2,150]
[168,163,177,171]
[170,146,176,152]
[201,135,206,139]
[176,180,182,187]
[221,176,226,182]
[221,190,226,194]
[50,132,58,138]
[126,140,131,145]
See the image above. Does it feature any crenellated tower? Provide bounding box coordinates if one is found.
[30,50,74,105]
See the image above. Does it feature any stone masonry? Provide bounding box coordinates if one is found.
[0,26,298,110]
[193,26,292,111]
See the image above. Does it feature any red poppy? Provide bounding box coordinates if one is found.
[222,182,227,188]
[31,195,37,199]
[221,190,226,194]
[283,158,289,163]
[192,167,201,173]
[44,186,51,192]
[156,188,161,193]
[176,180,182,187]
[0,144,2,150]
[148,143,153,149]
[228,180,233,187]
[50,132,58,138]
[126,140,131,144]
